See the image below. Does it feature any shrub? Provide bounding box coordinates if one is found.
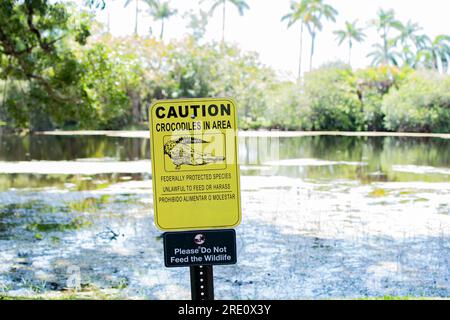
[300,63,365,131]
[382,71,450,132]
[265,81,306,130]
[79,43,132,129]
[354,66,411,131]
[89,36,278,130]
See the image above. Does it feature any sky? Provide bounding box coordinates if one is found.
[88,0,450,80]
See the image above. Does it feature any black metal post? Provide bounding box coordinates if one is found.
[190,265,214,300]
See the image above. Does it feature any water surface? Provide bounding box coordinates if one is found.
[0,133,449,298]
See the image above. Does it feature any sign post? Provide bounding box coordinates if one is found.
[190,265,214,300]
[149,98,241,300]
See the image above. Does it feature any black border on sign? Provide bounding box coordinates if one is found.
[148,97,242,231]
[163,229,237,267]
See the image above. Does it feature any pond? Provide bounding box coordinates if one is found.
[0,133,449,299]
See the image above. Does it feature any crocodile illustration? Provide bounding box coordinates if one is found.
[164,136,225,170]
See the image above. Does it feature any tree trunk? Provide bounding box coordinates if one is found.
[298,23,304,81]
[310,32,316,71]
[0,77,7,134]
[433,53,439,72]
[222,0,226,46]
[129,89,141,123]
[383,28,388,65]
[134,0,139,36]
[107,9,110,33]
[160,18,164,40]
[348,40,352,67]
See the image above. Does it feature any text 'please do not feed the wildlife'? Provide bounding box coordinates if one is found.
[163,229,237,267]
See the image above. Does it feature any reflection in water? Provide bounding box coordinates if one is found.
[0,135,150,162]
[238,136,450,183]
[0,134,449,184]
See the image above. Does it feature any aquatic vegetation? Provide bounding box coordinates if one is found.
[68,175,113,191]
[398,190,416,195]
[26,217,93,233]
[360,295,434,300]
[0,283,13,293]
[67,195,110,213]
[51,236,61,244]
[0,222,18,233]
[0,201,67,217]
[111,278,130,290]
[436,204,449,215]
[0,289,126,300]
[113,194,142,204]
[368,188,388,197]
[34,233,44,240]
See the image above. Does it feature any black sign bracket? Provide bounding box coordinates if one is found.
[190,265,214,300]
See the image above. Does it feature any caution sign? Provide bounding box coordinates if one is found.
[149,98,241,231]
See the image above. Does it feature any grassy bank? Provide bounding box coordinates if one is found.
[1,293,446,300]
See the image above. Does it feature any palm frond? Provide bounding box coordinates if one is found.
[208,0,223,15]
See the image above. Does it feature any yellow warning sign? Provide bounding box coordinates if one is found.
[149,98,241,231]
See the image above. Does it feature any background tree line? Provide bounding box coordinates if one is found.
[0,0,449,133]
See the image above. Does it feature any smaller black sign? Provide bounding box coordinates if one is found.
[163,229,237,268]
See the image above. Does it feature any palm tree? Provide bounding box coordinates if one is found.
[304,0,338,71]
[203,0,250,44]
[333,20,366,66]
[282,0,312,80]
[150,1,177,40]
[124,0,157,35]
[397,20,421,46]
[367,40,402,66]
[124,0,140,35]
[368,8,403,66]
[396,20,422,67]
[416,35,450,73]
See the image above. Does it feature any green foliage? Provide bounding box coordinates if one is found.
[382,71,450,133]
[367,8,403,66]
[26,216,93,233]
[365,9,450,73]
[333,20,366,65]
[140,38,277,128]
[334,20,366,46]
[354,65,411,131]
[79,43,131,129]
[0,0,93,130]
[157,38,221,98]
[395,20,422,67]
[265,81,305,130]
[149,1,177,39]
[214,47,276,128]
[299,62,365,131]
[85,0,106,10]
[283,0,338,71]
[416,35,450,73]
[1,1,449,134]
